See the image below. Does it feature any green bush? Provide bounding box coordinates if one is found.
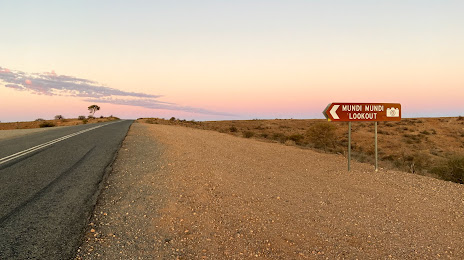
[39,121,55,128]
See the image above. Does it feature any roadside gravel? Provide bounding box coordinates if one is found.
[77,122,464,259]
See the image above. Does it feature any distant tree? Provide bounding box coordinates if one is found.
[55,115,64,120]
[88,105,101,116]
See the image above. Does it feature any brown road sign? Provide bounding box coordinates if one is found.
[323,103,401,122]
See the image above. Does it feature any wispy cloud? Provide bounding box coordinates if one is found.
[0,66,232,116]
[83,98,234,116]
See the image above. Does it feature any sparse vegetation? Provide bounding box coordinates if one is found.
[0,116,118,130]
[243,131,255,138]
[39,121,55,128]
[137,117,464,184]
[431,155,464,184]
[306,122,336,151]
[54,115,64,120]
[272,132,288,143]
[288,134,304,144]
[420,130,431,135]
[146,119,158,124]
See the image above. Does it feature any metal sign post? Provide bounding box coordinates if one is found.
[375,121,378,171]
[323,103,401,171]
[348,122,351,171]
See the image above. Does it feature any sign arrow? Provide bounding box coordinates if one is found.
[322,103,401,122]
[330,105,340,120]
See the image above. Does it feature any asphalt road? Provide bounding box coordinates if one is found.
[0,120,133,259]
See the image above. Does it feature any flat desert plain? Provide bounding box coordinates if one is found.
[141,117,464,181]
[77,121,464,259]
[0,117,118,130]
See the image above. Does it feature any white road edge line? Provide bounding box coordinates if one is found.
[0,121,122,165]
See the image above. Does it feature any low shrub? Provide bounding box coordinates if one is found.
[54,115,64,120]
[272,133,288,143]
[146,119,158,124]
[288,134,304,143]
[402,134,422,144]
[408,152,432,173]
[306,122,336,151]
[39,121,55,128]
[284,140,296,146]
[35,118,45,121]
[420,130,431,135]
[229,126,238,132]
[88,115,95,119]
[431,155,464,184]
[243,131,255,138]
[78,115,86,120]
[169,117,176,121]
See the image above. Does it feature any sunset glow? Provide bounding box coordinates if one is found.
[1,1,463,122]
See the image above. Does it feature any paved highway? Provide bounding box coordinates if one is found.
[0,120,133,259]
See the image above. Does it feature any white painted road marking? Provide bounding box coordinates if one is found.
[0,121,122,166]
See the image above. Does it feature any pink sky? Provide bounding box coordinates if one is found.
[1,1,463,122]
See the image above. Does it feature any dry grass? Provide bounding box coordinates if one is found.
[0,117,120,130]
[139,117,464,182]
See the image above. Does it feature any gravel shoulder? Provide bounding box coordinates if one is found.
[77,122,464,259]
